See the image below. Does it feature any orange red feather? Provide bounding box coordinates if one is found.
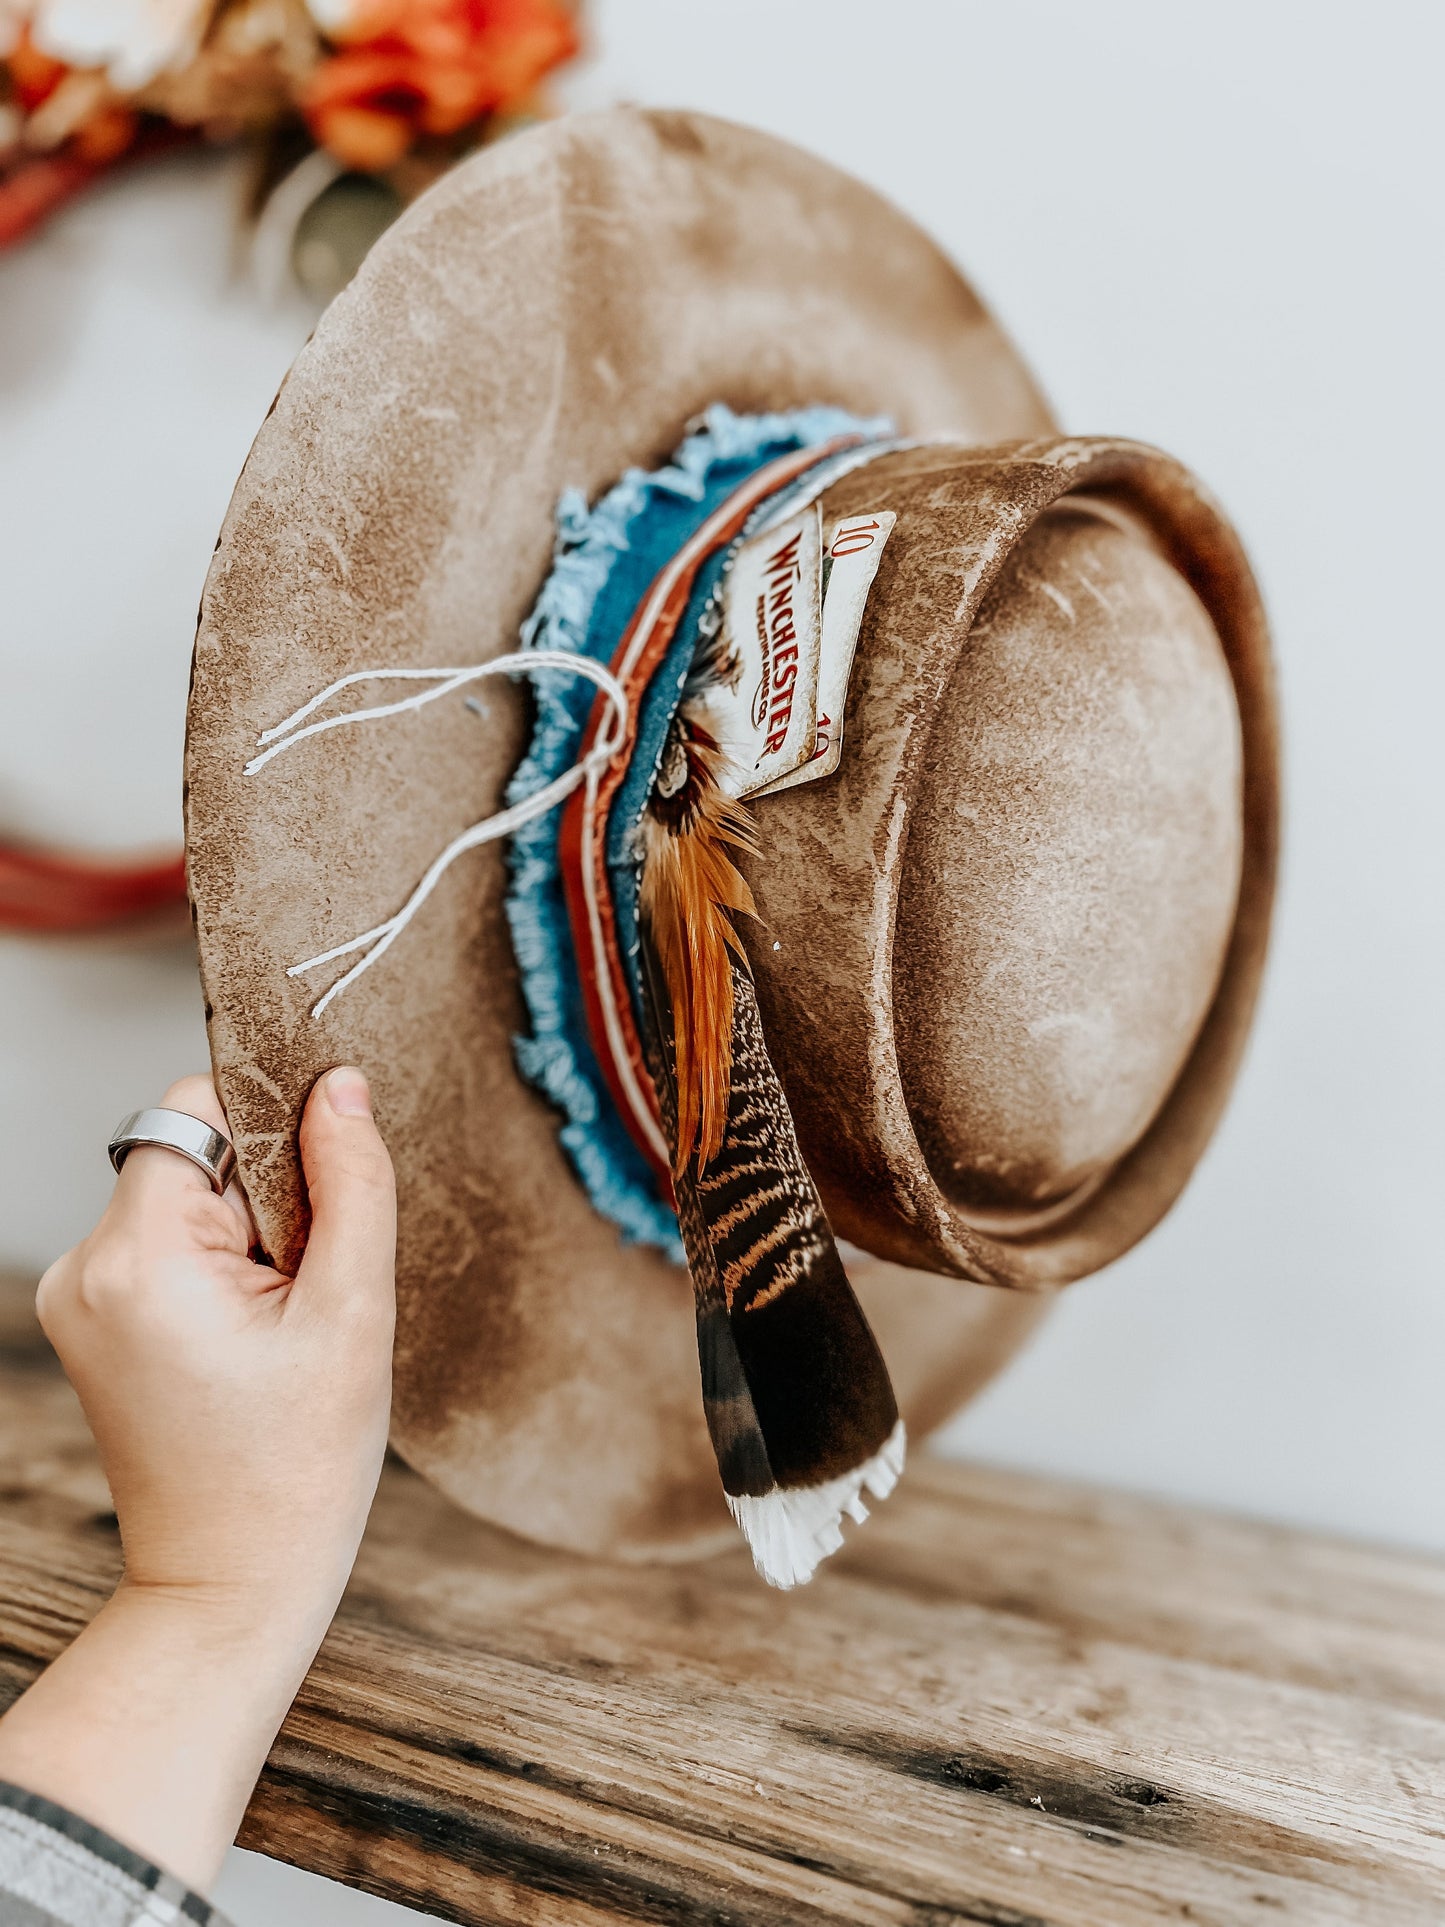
[639,726,758,1174]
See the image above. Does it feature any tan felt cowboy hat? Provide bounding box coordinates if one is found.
[185,106,1278,1563]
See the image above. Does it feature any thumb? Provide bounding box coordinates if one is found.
[295,1067,397,1319]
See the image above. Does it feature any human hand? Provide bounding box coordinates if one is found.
[0,1066,395,1892]
[38,1067,396,1647]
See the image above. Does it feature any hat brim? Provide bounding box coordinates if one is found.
[185,107,1055,1555]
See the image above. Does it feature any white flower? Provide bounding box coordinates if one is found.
[304,0,360,32]
[26,0,216,91]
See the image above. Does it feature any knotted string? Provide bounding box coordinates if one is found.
[245,652,629,1019]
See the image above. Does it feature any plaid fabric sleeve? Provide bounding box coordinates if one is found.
[0,1783,232,1927]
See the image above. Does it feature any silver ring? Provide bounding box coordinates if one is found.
[108,1109,237,1196]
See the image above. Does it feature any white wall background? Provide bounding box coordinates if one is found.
[2,4,1441,1920]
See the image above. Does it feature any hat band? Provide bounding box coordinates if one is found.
[557,435,891,1188]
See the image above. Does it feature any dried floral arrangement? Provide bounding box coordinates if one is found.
[0,1,580,259]
[0,0,581,931]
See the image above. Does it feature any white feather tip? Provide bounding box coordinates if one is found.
[726,1420,907,1589]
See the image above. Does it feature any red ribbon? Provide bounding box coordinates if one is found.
[1,129,199,930]
[0,124,195,252]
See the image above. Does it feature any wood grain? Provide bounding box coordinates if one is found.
[1,1341,1442,1925]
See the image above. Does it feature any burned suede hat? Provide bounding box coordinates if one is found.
[186,107,1277,1578]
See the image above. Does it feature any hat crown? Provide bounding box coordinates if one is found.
[894,493,1243,1223]
[745,439,1273,1287]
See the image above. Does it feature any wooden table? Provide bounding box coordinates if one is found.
[2,1330,1442,1926]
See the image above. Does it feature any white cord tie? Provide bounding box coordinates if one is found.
[244,652,629,1020]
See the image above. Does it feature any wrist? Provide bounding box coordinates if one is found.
[107,1572,334,1699]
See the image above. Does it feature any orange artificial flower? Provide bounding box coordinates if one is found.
[5,26,137,162]
[301,0,577,172]
[7,25,67,111]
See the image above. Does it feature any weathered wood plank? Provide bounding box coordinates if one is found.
[1,1346,1442,1925]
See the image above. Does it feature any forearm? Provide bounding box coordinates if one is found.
[0,1581,323,1894]
[5,1065,393,1897]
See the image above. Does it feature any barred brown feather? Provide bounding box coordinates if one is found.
[637,817,903,1587]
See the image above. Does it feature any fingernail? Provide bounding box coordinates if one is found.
[325,1066,372,1117]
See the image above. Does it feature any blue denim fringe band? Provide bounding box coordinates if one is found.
[504,404,888,1257]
